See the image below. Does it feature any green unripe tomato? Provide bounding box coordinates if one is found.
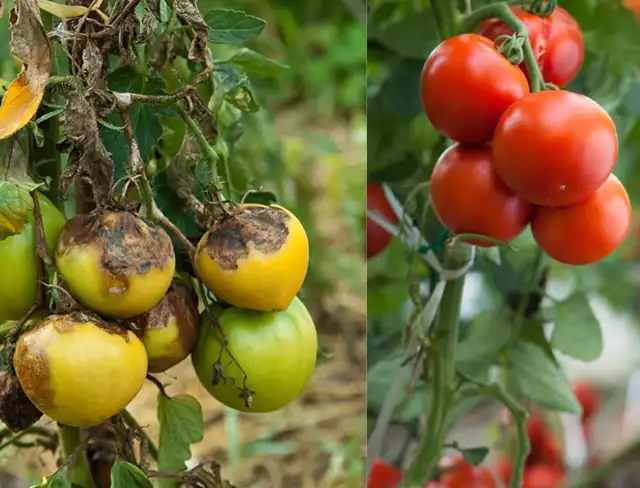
[191,296,318,413]
[0,193,65,322]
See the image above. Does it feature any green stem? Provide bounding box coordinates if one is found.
[458,377,530,488]
[430,0,460,39]
[460,2,545,92]
[59,425,97,488]
[401,245,468,487]
[121,409,159,461]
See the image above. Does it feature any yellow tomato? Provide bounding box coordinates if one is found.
[13,313,148,427]
[194,204,309,311]
[130,281,199,373]
[191,296,318,413]
[55,211,176,318]
[0,193,65,322]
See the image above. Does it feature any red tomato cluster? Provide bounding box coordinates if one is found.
[368,457,496,488]
[421,19,631,265]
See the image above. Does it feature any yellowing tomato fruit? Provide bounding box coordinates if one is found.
[55,211,176,318]
[194,204,309,312]
[191,296,317,413]
[13,313,148,427]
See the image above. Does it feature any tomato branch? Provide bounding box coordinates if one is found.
[429,0,461,40]
[460,2,545,91]
[59,425,97,488]
[457,374,531,488]
[121,409,159,462]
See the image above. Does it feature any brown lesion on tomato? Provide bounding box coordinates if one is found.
[13,335,56,412]
[201,205,290,271]
[56,211,175,281]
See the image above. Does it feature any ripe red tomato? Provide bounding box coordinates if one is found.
[368,459,402,488]
[495,455,513,484]
[367,182,397,259]
[439,458,496,488]
[572,381,602,422]
[522,465,565,488]
[429,143,533,247]
[420,34,529,143]
[532,174,631,265]
[492,90,618,207]
[526,412,564,467]
[478,6,584,88]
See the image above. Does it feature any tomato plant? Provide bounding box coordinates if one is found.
[429,143,533,246]
[478,6,584,88]
[420,34,529,144]
[492,90,618,207]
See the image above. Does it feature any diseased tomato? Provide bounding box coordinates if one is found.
[439,458,496,488]
[420,34,529,143]
[14,313,148,427]
[367,182,397,258]
[0,193,65,322]
[55,211,176,318]
[429,143,533,247]
[492,90,618,207]
[194,204,309,312]
[522,465,565,488]
[532,174,631,265]
[368,459,402,488]
[191,296,317,413]
[478,6,584,88]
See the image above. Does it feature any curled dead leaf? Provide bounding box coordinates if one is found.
[174,0,213,81]
[0,0,51,140]
[37,0,108,21]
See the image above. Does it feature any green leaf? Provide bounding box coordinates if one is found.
[478,247,501,266]
[205,8,266,44]
[456,311,511,373]
[225,48,288,77]
[0,180,40,238]
[158,394,203,487]
[551,293,603,362]
[224,80,259,113]
[32,467,71,487]
[508,341,581,413]
[242,190,277,206]
[110,458,152,488]
[457,446,490,466]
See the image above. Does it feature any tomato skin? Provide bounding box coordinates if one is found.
[532,174,631,265]
[191,296,317,413]
[368,459,402,488]
[493,90,618,207]
[421,34,529,144]
[522,465,565,488]
[0,193,65,322]
[367,182,397,258]
[439,458,496,488]
[478,6,584,88]
[429,144,533,247]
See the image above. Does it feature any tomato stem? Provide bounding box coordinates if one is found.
[59,425,97,488]
[430,0,462,40]
[460,2,545,91]
[401,243,468,487]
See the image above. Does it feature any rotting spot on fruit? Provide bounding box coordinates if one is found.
[0,370,43,431]
[204,205,290,270]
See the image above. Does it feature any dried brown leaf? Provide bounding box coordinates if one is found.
[82,40,104,93]
[0,0,51,139]
[60,91,114,205]
[0,0,5,19]
[174,0,213,80]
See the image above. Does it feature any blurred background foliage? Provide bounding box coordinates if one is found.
[0,0,367,486]
[367,0,640,480]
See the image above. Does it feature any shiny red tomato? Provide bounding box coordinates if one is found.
[492,90,618,207]
[420,34,529,143]
[429,143,533,247]
[439,458,496,488]
[367,182,397,259]
[522,465,565,488]
[368,459,402,488]
[532,174,631,265]
[478,6,584,88]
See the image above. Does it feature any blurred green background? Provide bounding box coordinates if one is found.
[0,0,366,487]
[367,0,640,484]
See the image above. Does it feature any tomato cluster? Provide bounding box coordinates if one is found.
[368,457,497,488]
[366,182,399,259]
[1,200,318,430]
[421,16,631,265]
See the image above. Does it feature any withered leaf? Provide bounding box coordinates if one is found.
[174,0,213,80]
[0,0,4,20]
[0,0,51,139]
[82,40,104,94]
[60,91,114,206]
